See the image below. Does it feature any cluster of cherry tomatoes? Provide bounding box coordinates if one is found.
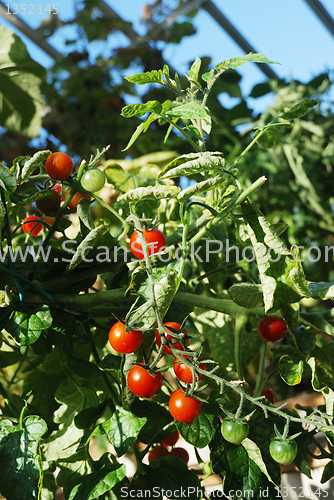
[108,320,204,425]
[147,430,189,465]
[22,152,106,235]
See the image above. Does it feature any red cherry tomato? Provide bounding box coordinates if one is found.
[51,184,62,195]
[261,388,275,404]
[173,355,206,384]
[45,152,73,181]
[130,228,166,259]
[36,190,61,215]
[148,446,170,463]
[127,364,162,398]
[65,190,91,211]
[108,321,143,354]
[169,447,189,464]
[251,388,275,404]
[156,322,189,356]
[51,184,64,201]
[162,430,179,447]
[168,388,202,424]
[258,317,287,343]
[22,216,43,236]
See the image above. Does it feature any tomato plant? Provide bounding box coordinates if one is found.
[108,321,142,354]
[269,439,298,465]
[45,152,73,181]
[168,389,202,424]
[156,322,189,355]
[173,355,205,383]
[221,418,249,445]
[81,167,106,193]
[130,228,166,259]
[21,215,43,236]
[2,51,334,500]
[127,364,162,398]
[64,190,91,211]
[258,317,287,343]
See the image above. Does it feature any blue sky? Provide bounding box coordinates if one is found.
[1,0,334,111]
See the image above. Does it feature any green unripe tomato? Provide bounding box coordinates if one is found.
[80,168,106,193]
[269,438,298,465]
[221,418,249,445]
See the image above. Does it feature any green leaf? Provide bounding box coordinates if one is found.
[0,349,22,368]
[125,69,164,85]
[43,378,107,461]
[0,162,16,191]
[228,283,264,308]
[159,151,226,179]
[0,416,47,500]
[308,357,333,392]
[202,53,278,82]
[6,305,53,345]
[321,461,334,484]
[131,399,174,444]
[178,401,218,448]
[165,102,209,119]
[177,174,229,201]
[119,185,180,202]
[254,127,284,149]
[74,400,108,430]
[210,430,279,497]
[63,344,102,379]
[126,259,184,331]
[187,57,201,82]
[64,453,127,500]
[0,26,46,137]
[241,437,274,485]
[122,113,160,151]
[281,98,317,120]
[121,101,162,118]
[242,201,310,312]
[98,354,121,371]
[131,456,202,499]
[293,326,316,354]
[18,150,51,183]
[106,406,147,456]
[104,164,143,193]
[308,281,334,300]
[77,197,95,231]
[278,354,304,386]
[67,224,109,271]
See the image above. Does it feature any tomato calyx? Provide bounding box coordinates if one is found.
[127,363,162,398]
[269,424,301,465]
[156,322,189,356]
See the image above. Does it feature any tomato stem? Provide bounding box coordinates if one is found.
[254,340,267,397]
[0,379,20,419]
[234,315,247,382]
